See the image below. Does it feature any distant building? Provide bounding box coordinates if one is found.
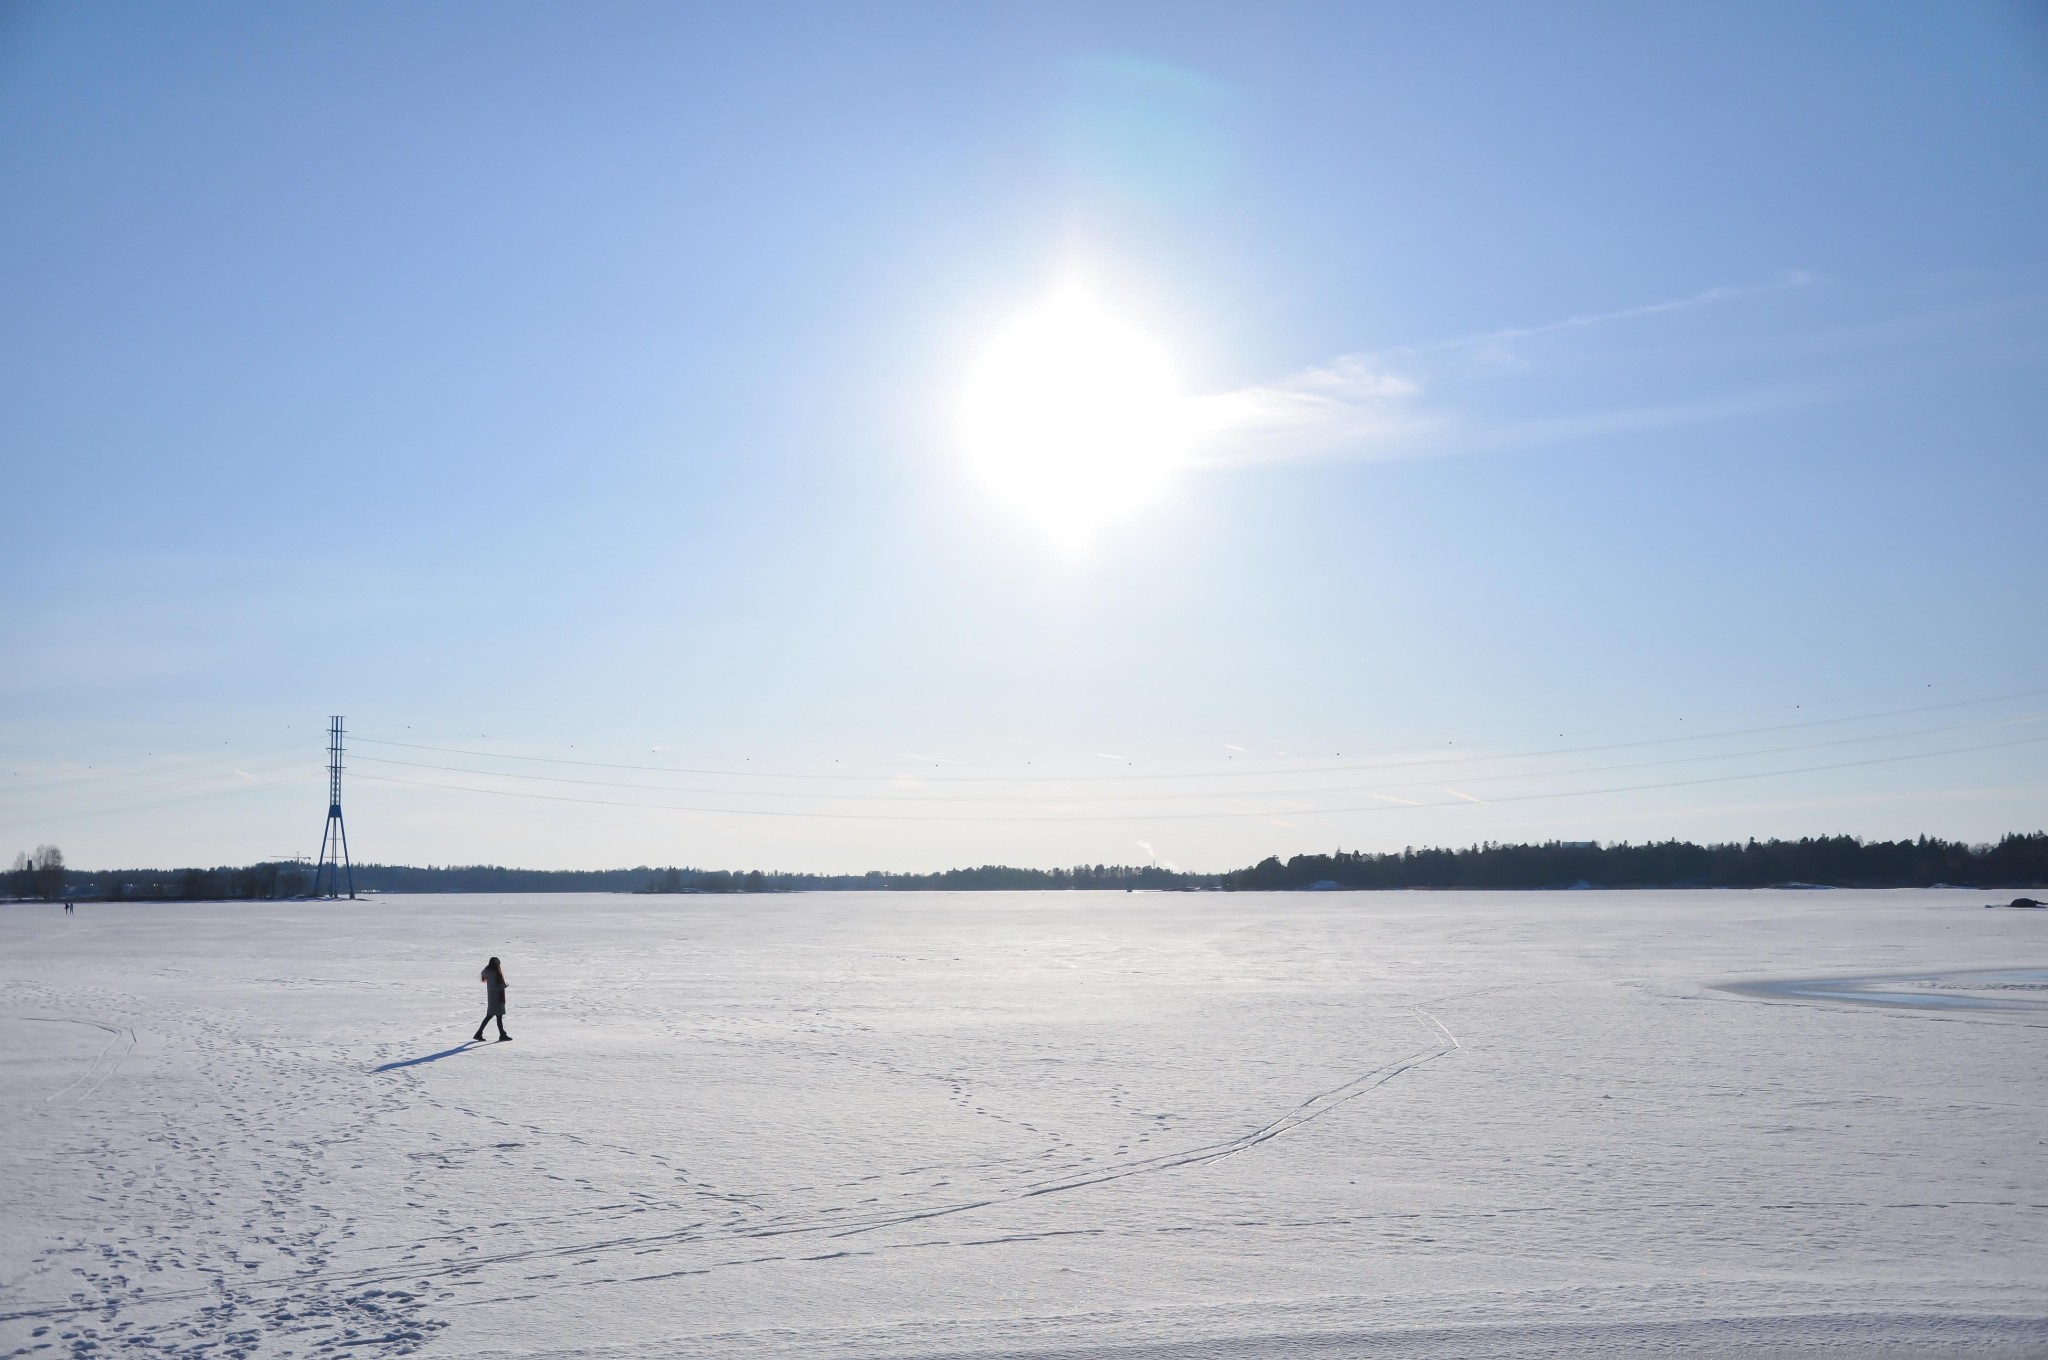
[1558,841,1598,850]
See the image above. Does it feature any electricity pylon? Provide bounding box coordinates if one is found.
[312,715,355,900]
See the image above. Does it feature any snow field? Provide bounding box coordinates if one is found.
[1,889,2043,1357]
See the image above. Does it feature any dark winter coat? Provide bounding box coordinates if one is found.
[484,969,507,1014]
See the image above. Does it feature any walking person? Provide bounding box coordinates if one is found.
[473,956,511,1043]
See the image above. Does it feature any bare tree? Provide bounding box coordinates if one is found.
[30,844,65,902]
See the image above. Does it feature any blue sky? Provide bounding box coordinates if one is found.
[3,1,2045,872]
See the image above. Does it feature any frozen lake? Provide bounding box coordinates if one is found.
[2,889,2044,1358]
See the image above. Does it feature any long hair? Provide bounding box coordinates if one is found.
[483,956,503,981]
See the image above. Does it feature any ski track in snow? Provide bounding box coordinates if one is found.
[2,891,2044,1358]
[0,1006,1459,1343]
[13,1016,135,1107]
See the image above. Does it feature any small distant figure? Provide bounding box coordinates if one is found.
[473,957,511,1043]
[63,901,73,915]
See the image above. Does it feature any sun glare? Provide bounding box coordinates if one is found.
[960,284,1189,543]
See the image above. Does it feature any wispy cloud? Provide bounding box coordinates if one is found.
[1452,383,1841,453]
[1435,272,1817,359]
[1190,357,1433,465]
[1191,272,1823,467]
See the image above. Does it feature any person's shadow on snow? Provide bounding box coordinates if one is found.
[373,1042,482,1073]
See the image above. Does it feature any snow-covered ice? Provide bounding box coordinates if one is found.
[2,889,2043,1357]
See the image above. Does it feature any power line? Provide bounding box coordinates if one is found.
[352,729,2048,823]
[350,684,2048,785]
[3,752,319,815]
[1,741,321,797]
[0,769,314,831]
[349,710,2048,805]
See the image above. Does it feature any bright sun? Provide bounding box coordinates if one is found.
[960,284,1189,543]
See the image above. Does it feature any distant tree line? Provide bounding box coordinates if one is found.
[1221,833,2048,891]
[8,834,2043,903]
[346,863,653,893]
[7,845,67,900]
[16,858,316,901]
[7,857,1215,898]
[640,863,1202,893]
